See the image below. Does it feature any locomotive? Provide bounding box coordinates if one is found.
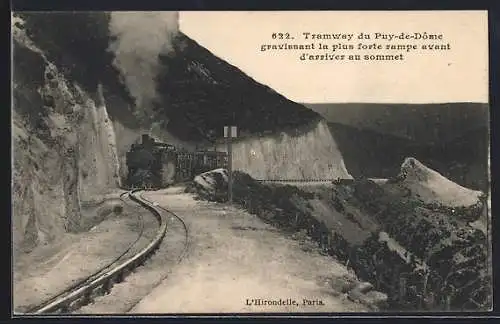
[125,134,228,188]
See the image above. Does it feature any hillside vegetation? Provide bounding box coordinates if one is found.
[189,163,490,311]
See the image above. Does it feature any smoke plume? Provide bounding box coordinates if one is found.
[108,12,179,123]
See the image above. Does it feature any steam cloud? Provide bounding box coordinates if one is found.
[108,12,179,123]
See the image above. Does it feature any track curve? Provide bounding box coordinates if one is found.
[121,190,190,313]
[26,190,169,314]
[135,191,189,264]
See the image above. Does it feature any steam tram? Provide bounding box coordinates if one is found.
[126,134,228,189]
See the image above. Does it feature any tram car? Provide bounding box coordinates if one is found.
[126,134,228,188]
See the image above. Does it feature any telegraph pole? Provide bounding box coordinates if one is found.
[224,126,237,204]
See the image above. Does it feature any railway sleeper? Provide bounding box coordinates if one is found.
[113,272,125,284]
[90,284,108,299]
[122,268,132,278]
[141,252,153,265]
[319,233,330,254]
[102,279,112,295]
[137,255,147,267]
[138,253,151,268]
[152,245,161,255]
[80,289,93,305]
[48,307,62,314]
[127,260,138,271]
[58,303,70,314]
[68,297,86,312]
[132,258,142,268]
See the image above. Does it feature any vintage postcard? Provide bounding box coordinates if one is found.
[11,10,491,314]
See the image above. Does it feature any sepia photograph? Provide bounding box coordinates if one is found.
[11,10,491,314]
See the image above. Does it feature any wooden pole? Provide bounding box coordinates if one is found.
[228,136,233,204]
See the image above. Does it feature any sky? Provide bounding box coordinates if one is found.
[179,11,488,104]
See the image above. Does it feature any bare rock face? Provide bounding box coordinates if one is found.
[12,27,122,254]
[215,120,352,181]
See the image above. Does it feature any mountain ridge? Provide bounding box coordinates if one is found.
[304,102,489,144]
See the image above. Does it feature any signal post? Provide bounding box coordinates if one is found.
[224,126,237,204]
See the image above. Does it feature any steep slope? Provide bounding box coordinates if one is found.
[15,12,346,182]
[156,34,321,142]
[14,12,195,182]
[189,169,490,310]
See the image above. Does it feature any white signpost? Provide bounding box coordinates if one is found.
[224,126,237,204]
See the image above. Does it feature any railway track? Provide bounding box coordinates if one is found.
[256,179,340,182]
[255,179,387,186]
[255,179,356,186]
[135,191,189,262]
[24,189,171,314]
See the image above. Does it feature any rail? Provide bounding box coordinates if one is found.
[28,189,168,314]
[256,179,336,182]
[255,179,356,184]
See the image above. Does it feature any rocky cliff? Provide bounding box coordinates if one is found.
[12,26,122,253]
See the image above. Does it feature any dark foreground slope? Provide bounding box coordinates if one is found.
[189,165,490,311]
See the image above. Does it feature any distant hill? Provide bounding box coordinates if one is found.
[328,122,489,191]
[304,103,489,144]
